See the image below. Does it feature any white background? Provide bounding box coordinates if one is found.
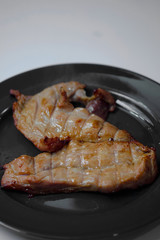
[0,0,160,239]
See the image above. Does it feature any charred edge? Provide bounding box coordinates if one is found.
[10,89,21,99]
[12,102,20,127]
[130,139,156,153]
[10,89,31,102]
[12,101,19,113]
[11,93,32,127]
[44,137,70,152]
[93,88,116,112]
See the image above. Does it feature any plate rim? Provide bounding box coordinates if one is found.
[0,62,160,240]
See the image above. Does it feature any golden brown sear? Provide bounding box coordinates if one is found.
[5,81,157,195]
[1,140,157,195]
[10,81,129,152]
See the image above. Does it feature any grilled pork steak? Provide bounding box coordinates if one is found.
[10,81,129,153]
[1,140,157,194]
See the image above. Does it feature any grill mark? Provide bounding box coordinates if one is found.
[22,142,148,178]
[2,140,157,194]
[33,157,36,175]
[129,143,134,164]
[44,92,58,137]
[66,167,69,184]
[96,145,101,190]
[113,142,119,190]
[32,96,45,137]
[80,142,83,169]
[64,142,68,168]
[97,143,101,169]
[51,169,54,184]
[33,96,40,127]
[47,100,57,124]
[78,142,81,170]
[130,143,137,181]
[51,152,55,169]
[80,143,85,170]
[30,142,149,175]
[29,99,39,136]
[97,123,104,139]
[113,142,118,165]
[61,108,89,141]
[113,129,120,141]
[79,114,91,140]
[60,108,74,137]
[33,98,38,123]
[62,145,68,167]
[49,154,53,183]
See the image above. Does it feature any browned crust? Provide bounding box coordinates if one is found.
[93,88,116,112]
[10,89,21,99]
[43,137,70,152]
[2,168,158,195]
[11,90,31,128]
[1,139,158,195]
[9,83,86,152]
[11,93,70,152]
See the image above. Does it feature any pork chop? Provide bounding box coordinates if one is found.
[1,140,157,194]
[10,81,130,152]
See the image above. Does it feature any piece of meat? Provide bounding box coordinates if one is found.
[10,81,130,152]
[86,97,110,120]
[71,88,116,114]
[1,140,157,195]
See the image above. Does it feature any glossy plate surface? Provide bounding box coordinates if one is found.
[0,63,160,240]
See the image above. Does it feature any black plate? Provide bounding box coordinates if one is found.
[0,63,160,240]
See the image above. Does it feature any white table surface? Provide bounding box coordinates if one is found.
[0,0,160,239]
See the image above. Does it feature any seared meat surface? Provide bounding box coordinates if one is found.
[6,80,157,195]
[1,140,157,194]
[11,81,129,152]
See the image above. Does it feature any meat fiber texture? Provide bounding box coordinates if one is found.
[3,81,157,195]
[10,81,129,152]
[1,140,157,195]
